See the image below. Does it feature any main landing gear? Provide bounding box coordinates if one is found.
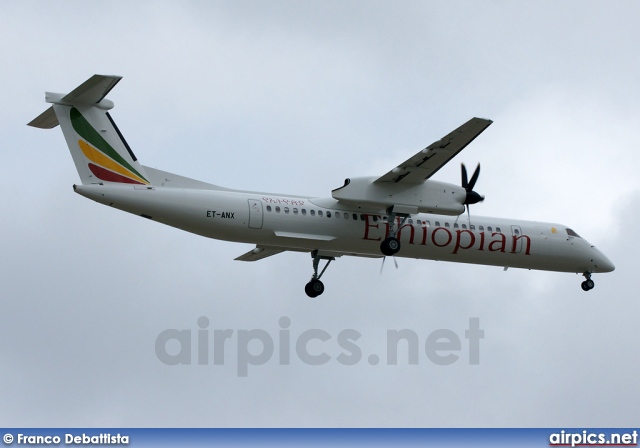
[380,237,400,256]
[581,272,595,291]
[304,250,334,298]
[380,210,409,257]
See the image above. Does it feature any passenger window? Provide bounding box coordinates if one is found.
[360,214,365,221]
[479,225,484,231]
[426,220,431,227]
[445,222,450,228]
[454,223,459,229]
[293,208,298,214]
[335,212,340,218]
[284,207,289,214]
[417,220,421,225]
[462,224,467,230]
[496,227,501,233]
[326,211,331,218]
[275,206,281,213]
[266,205,272,212]
[488,226,492,232]
[372,215,378,222]
[408,218,413,224]
[301,209,307,215]
[353,213,358,220]
[310,210,315,216]
[514,228,520,235]
[318,210,323,217]
[435,221,440,227]
[344,213,348,220]
[470,225,475,230]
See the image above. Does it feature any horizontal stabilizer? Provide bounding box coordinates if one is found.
[61,75,122,105]
[27,106,59,129]
[28,75,122,129]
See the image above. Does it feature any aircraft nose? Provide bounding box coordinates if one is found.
[592,247,615,273]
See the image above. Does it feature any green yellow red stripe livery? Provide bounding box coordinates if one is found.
[70,107,149,185]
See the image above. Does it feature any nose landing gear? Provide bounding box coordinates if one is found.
[581,272,595,291]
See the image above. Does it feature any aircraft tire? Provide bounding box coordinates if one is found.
[305,279,324,298]
[380,237,401,256]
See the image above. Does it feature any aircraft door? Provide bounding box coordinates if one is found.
[248,199,263,229]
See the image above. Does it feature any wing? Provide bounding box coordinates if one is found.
[235,246,383,262]
[375,117,492,184]
[235,246,287,261]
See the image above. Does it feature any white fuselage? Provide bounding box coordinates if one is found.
[27,75,615,296]
[74,183,615,275]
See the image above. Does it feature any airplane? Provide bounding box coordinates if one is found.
[28,75,615,298]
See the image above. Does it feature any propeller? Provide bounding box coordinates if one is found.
[380,256,399,275]
[460,163,485,222]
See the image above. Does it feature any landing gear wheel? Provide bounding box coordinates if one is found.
[305,279,324,298]
[581,273,595,291]
[580,279,596,291]
[380,237,401,256]
[304,250,333,298]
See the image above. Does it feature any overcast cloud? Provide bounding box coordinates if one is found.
[1,1,638,427]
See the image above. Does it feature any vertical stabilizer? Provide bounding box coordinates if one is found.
[28,75,151,186]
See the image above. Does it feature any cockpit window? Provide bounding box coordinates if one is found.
[566,228,581,238]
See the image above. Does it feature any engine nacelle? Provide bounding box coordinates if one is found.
[331,176,466,216]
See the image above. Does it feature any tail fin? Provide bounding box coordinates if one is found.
[28,75,151,186]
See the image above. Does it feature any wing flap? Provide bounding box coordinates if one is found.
[375,117,492,184]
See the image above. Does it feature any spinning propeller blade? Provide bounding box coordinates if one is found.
[461,163,484,204]
[380,256,399,275]
[460,163,484,224]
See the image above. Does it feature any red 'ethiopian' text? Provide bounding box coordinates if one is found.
[362,215,531,255]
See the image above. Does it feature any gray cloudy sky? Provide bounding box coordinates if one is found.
[1,1,638,427]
